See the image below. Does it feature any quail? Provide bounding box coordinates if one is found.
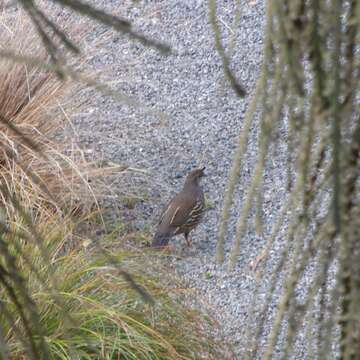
[152,167,206,248]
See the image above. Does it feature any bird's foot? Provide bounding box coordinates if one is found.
[249,251,267,271]
[161,244,174,253]
[150,244,174,253]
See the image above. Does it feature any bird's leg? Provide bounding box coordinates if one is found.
[184,232,192,247]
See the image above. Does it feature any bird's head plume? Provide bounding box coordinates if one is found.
[184,167,205,186]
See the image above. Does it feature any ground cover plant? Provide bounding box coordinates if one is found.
[0,9,229,359]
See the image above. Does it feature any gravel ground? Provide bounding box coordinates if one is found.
[70,1,324,358]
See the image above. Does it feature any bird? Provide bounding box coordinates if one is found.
[152,167,206,248]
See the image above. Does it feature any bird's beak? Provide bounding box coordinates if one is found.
[200,166,206,176]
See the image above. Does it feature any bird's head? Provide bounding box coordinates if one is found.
[185,167,205,186]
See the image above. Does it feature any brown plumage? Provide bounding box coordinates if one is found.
[152,167,206,248]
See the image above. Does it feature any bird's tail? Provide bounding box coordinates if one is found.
[151,232,170,248]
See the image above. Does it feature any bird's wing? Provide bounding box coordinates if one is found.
[166,193,199,227]
[158,198,176,225]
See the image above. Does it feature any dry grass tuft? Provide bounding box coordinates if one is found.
[0,10,111,221]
